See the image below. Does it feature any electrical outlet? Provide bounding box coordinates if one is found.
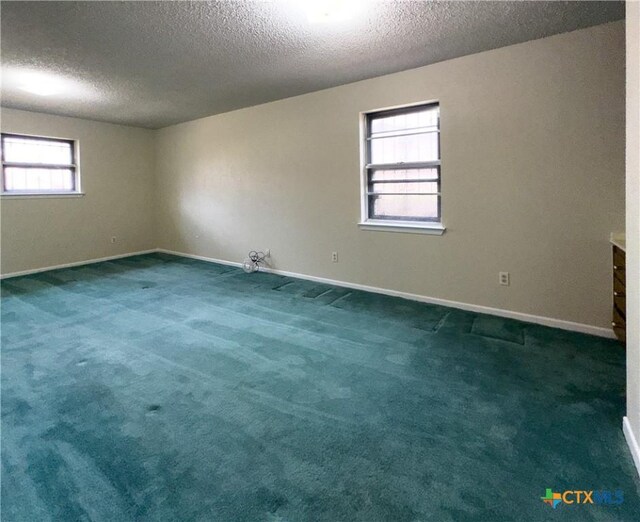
[110,236,117,244]
[264,249,270,257]
[332,252,338,263]
[499,272,510,286]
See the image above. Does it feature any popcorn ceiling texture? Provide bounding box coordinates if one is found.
[0,1,624,129]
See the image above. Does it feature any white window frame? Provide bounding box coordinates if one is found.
[0,132,83,198]
[358,101,445,235]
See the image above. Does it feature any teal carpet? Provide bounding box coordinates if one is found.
[1,253,639,521]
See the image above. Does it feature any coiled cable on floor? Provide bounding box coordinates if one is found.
[242,251,266,273]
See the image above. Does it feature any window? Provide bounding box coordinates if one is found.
[360,102,443,234]
[1,133,80,195]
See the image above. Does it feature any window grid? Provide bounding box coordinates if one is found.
[363,103,441,224]
[1,133,78,194]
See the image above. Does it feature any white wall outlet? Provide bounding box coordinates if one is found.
[332,252,338,263]
[264,249,270,257]
[499,272,510,286]
[110,236,117,244]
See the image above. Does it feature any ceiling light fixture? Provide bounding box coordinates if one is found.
[305,0,363,24]
[16,71,65,96]
[3,67,102,102]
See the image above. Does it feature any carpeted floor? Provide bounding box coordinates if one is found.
[1,253,639,521]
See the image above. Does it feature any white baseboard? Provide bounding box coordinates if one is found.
[623,417,640,478]
[2,246,614,339]
[0,249,158,279]
[157,249,244,269]
[157,248,614,339]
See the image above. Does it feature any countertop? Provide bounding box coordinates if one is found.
[610,232,626,252]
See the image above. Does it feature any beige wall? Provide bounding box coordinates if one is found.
[626,1,640,469]
[155,22,625,331]
[0,109,156,274]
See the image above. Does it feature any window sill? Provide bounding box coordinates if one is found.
[358,221,446,235]
[1,192,85,199]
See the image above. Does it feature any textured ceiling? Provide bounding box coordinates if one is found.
[0,1,625,129]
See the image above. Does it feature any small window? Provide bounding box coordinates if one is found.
[361,102,442,231]
[1,133,79,195]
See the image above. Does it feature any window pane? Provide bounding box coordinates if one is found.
[369,181,438,194]
[370,106,439,136]
[4,167,75,192]
[365,103,441,224]
[370,168,439,182]
[3,136,73,165]
[370,132,439,164]
[369,194,439,221]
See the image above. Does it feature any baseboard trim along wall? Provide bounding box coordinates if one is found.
[0,247,615,339]
[157,249,615,339]
[0,250,158,279]
[623,417,640,478]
